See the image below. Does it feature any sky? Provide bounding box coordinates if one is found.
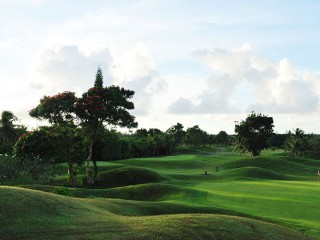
[1,0,320,134]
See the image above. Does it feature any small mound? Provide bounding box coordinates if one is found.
[97,166,167,188]
[224,167,290,180]
[221,157,316,177]
[127,214,312,240]
[77,183,208,202]
[79,183,183,201]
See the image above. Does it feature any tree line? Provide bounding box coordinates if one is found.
[1,68,320,186]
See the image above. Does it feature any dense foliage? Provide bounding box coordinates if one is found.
[234,112,274,156]
[0,154,19,184]
[15,129,58,182]
[0,111,27,154]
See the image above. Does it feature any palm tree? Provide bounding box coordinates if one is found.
[284,128,310,158]
[232,135,248,155]
[0,111,18,144]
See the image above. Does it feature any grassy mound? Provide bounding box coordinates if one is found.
[220,157,317,177]
[223,167,291,180]
[78,183,211,202]
[0,186,311,240]
[97,166,167,188]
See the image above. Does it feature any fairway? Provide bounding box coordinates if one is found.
[2,147,319,239]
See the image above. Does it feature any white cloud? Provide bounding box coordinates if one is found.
[111,43,155,85]
[37,45,113,93]
[172,44,320,115]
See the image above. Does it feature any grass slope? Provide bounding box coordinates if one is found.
[0,186,311,240]
[2,148,320,239]
[97,166,167,188]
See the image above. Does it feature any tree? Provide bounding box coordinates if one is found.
[166,123,185,147]
[75,68,137,184]
[135,128,148,137]
[185,125,207,149]
[0,111,18,144]
[29,91,83,185]
[94,66,103,88]
[215,131,229,145]
[232,135,248,155]
[309,134,320,158]
[29,91,77,125]
[0,154,20,184]
[268,133,287,149]
[284,128,310,158]
[15,128,58,183]
[49,126,85,186]
[0,110,27,154]
[234,112,274,156]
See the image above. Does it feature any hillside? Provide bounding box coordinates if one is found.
[0,186,312,240]
[2,148,319,239]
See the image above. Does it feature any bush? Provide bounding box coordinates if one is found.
[53,186,75,196]
[0,154,20,184]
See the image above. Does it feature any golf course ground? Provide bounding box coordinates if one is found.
[1,147,319,239]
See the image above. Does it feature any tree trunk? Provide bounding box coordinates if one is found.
[86,139,94,184]
[93,159,98,185]
[68,163,76,187]
[251,149,260,157]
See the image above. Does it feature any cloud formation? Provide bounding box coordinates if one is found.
[36,43,165,116]
[169,44,320,115]
[37,45,113,93]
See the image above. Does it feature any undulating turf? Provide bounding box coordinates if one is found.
[1,147,320,239]
[0,186,312,240]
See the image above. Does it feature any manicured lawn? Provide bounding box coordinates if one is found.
[1,147,319,239]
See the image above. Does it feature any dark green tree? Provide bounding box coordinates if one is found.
[215,131,229,145]
[268,133,287,148]
[0,111,18,144]
[0,155,20,184]
[135,128,148,137]
[166,123,185,146]
[94,66,103,88]
[234,112,274,156]
[0,110,27,154]
[76,68,137,184]
[185,125,207,149]
[15,128,57,183]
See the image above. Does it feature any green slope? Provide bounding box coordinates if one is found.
[0,186,312,240]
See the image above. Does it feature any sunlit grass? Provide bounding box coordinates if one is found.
[2,147,320,239]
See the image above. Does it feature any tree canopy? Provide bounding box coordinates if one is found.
[234,112,274,156]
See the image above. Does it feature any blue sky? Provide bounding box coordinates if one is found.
[1,0,320,133]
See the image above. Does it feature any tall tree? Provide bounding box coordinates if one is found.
[76,68,137,184]
[0,111,18,143]
[234,112,274,156]
[94,66,103,88]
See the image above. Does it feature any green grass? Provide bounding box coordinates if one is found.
[0,186,312,240]
[1,147,320,239]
